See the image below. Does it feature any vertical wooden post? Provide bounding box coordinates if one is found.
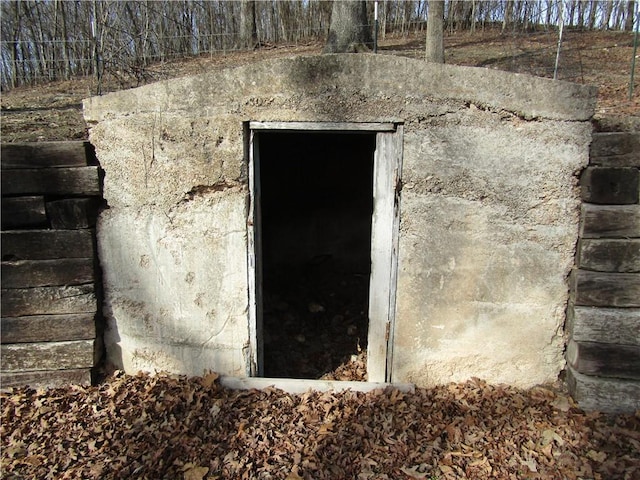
[367,127,402,383]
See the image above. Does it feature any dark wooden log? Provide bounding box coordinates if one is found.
[1,230,94,260]
[1,259,94,288]
[590,132,640,167]
[1,141,95,169]
[568,305,640,346]
[578,238,640,272]
[567,339,640,380]
[46,198,102,229]
[1,196,47,230]
[567,366,640,413]
[580,204,640,238]
[571,269,640,307]
[1,314,95,344]
[0,340,94,372]
[1,284,96,317]
[580,167,639,204]
[1,167,101,196]
[0,368,91,389]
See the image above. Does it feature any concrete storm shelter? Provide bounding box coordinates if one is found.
[84,55,596,387]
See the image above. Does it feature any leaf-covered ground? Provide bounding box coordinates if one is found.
[2,372,638,479]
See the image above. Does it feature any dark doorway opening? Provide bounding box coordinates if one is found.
[258,131,376,379]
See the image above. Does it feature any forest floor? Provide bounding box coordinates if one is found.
[2,28,640,143]
[2,372,639,479]
[1,28,640,480]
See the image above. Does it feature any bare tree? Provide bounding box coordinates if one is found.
[240,0,257,48]
[324,0,372,53]
[588,0,599,29]
[425,0,445,63]
[3,0,638,91]
[625,0,636,30]
[502,0,514,33]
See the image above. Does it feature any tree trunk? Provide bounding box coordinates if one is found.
[446,0,456,33]
[502,0,514,34]
[470,0,477,33]
[615,1,626,29]
[588,0,598,29]
[324,0,372,53]
[10,1,21,87]
[425,0,444,63]
[568,0,577,27]
[240,0,257,48]
[381,0,388,40]
[23,2,47,80]
[603,0,614,28]
[625,0,636,30]
[59,0,71,80]
[546,0,554,26]
[577,0,586,28]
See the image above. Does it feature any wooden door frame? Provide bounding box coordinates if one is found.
[246,121,403,383]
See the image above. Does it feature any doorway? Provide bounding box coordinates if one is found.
[247,122,402,383]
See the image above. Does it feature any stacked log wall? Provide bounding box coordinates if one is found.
[1,142,103,389]
[567,132,640,413]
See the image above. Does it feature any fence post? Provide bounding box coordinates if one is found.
[554,0,565,80]
[91,0,102,95]
[630,3,639,101]
[374,1,379,53]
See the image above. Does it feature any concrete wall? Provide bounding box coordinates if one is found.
[84,54,596,386]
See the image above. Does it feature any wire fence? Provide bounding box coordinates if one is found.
[0,0,638,99]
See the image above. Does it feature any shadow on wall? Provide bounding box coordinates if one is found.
[286,56,361,122]
[96,177,252,377]
[100,302,123,376]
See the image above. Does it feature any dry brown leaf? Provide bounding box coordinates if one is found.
[285,471,304,480]
[183,464,209,480]
[318,422,334,435]
[471,454,486,465]
[201,371,219,388]
[21,455,43,467]
[400,465,430,478]
[587,450,607,463]
[521,455,538,473]
[541,428,565,447]
[438,464,458,479]
[1,372,639,479]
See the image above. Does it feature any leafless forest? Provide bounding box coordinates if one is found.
[1,0,638,91]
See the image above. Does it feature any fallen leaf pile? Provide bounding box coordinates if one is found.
[263,265,370,380]
[2,372,639,479]
[320,351,367,382]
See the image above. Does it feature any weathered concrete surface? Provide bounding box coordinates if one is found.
[396,120,590,387]
[85,54,595,383]
[97,191,248,376]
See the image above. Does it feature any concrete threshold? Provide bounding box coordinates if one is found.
[220,376,415,394]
